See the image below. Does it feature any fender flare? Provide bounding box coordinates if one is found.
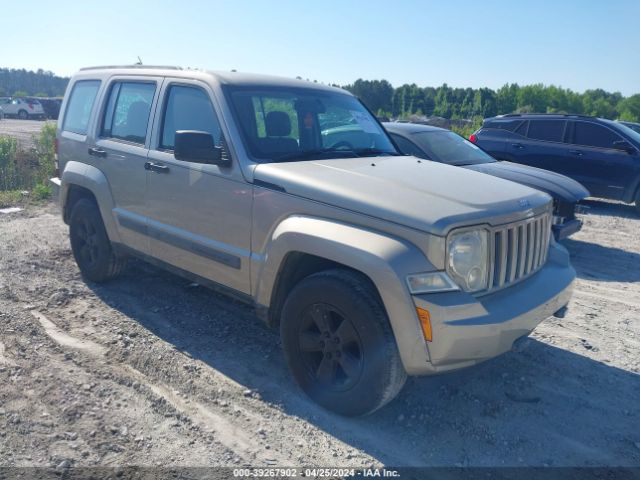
[254,215,438,372]
[61,161,121,243]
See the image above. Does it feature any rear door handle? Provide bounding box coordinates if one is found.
[511,143,525,149]
[144,162,170,174]
[88,147,107,158]
[569,150,584,156]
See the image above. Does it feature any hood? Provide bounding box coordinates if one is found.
[253,156,552,236]
[464,161,590,203]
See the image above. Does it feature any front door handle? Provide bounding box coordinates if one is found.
[569,150,584,156]
[511,143,525,150]
[144,162,170,174]
[88,147,107,158]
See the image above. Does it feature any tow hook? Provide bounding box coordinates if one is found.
[575,204,590,215]
[553,306,568,319]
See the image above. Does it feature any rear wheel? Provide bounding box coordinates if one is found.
[69,199,125,282]
[18,109,28,120]
[635,189,640,215]
[280,269,406,416]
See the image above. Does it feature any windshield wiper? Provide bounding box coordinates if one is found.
[351,148,402,157]
[272,147,359,163]
[271,147,402,163]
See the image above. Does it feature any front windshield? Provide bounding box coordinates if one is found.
[412,131,496,166]
[225,86,398,162]
[619,122,640,140]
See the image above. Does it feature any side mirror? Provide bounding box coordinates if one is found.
[613,140,637,154]
[174,130,230,166]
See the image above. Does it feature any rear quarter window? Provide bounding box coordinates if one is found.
[484,119,523,132]
[62,80,101,135]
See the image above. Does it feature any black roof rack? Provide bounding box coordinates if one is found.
[79,65,182,71]
[499,113,594,119]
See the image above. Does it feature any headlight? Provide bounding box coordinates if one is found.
[406,272,459,294]
[447,229,489,292]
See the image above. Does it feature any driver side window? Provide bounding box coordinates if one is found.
[572,122,623,149]
[160,85,222,151]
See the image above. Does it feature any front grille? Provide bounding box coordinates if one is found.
[487,212,552,291]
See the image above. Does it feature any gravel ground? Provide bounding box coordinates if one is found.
[0,199,638,471]
[0,119,50,149]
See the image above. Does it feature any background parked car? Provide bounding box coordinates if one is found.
[29,97,62,120]
[383,122,589,240]
[619,120,640,135]
[0,96,45,119]
[471,114,640,213]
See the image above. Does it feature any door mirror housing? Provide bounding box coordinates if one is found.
[613,140,637,154]
[174,130,230,166]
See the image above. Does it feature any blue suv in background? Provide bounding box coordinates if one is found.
[471,114,640,213]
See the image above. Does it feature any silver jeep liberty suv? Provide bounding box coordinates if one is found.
[51,66,575,416]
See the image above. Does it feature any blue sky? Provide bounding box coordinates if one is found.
[2,0,639,95]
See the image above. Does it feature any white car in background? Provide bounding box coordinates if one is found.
[0,97,45,120]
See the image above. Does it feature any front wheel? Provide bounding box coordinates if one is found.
[280,269,407,416]
[635,189,640,216]
[69,199,126,282]
[18,110,28,120]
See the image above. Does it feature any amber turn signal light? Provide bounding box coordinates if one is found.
[416,307,432,342]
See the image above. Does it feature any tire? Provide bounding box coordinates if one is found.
[69,198,126,282]
[635,190,640,216]
[280,269,407,416]
[18,109,28,120]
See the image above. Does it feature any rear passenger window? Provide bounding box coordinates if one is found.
[160,85,221,150]
[485,120,523,132]
[102,82,155,144]
[514,121,528,136]
[573,122,622,149]
[527,120,565,142]
[62,80,101,135]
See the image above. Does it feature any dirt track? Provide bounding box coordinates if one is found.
[0,119,48,149]
[0,200,639,469]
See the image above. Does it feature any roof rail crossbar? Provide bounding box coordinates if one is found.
[499,113,595,119]
[79,65,182,71]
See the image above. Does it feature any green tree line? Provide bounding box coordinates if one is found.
[2,67,639,122]
[0,68,69,97]
[342,79,640,122]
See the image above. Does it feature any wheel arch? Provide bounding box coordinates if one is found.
[266,251,379,329]
[254,215,437,372]
[60,161,121,243]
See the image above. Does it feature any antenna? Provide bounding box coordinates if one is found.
[136,56,143,65]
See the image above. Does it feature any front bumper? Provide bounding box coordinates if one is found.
[408,242,575,375]
[49,177,61,202]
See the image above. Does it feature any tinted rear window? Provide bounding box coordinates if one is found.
[573,122,623,149]
[527,120,565,142]
[62,80,101,135]
[484,120,523,132]
[412,131,496,166]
